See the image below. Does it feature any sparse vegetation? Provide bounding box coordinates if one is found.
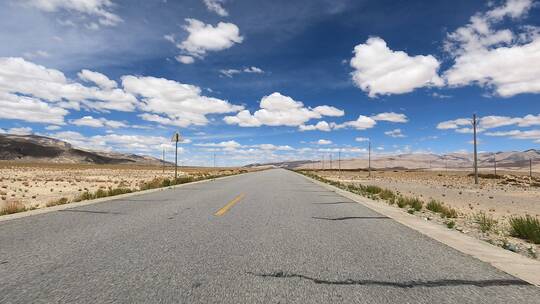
[446,220,455,229]
[509,215,540,244]
[0,201,26,215]
[474,211,497,232]
[426,200,457,218]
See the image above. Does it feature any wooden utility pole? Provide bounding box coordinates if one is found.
[530,158,533,179]
[162,147,165,174]
[368,139,372,178]
[472,114,479,185]
[494,154,497,176]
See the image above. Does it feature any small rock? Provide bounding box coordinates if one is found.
[504,243,518,252]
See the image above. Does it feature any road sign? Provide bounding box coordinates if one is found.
[172,132,181,143]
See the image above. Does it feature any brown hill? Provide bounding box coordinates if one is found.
[0,134,166,165]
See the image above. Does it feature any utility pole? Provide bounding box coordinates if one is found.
[329,154,332,170]
[322,154,325,170]
[472,114,479,185]
[172,132,181,180]
[368,139,372,178]
[530,158,533,179]
[494,154,497,176]
[162,147,165,174]
[213,152,216,168]
[338,149,342,177]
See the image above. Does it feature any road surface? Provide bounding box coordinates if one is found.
[0,169,538,303]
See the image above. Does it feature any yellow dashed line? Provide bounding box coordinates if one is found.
[214,194,245,216]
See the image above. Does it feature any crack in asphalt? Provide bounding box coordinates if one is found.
[312,216,389,221]
[247,271,530,288]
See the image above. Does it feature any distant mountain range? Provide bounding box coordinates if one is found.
[0,134,166,165]
[250,150,540,171]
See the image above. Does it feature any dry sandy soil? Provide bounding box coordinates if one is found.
[315,169,540,219]
[0,162,248,210]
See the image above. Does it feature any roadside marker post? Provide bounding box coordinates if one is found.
[172,132,182,180]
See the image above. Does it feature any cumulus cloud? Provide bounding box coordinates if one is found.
[371,112,409,123]
[0,57,138,113]
[70,116,127,128]
[443,0,540,97]
[194,140,242,151]
[203,0,228,17]
[22,0,123,28]
[170,19,243,62]
[355,137,369,142]
[52,131,171,153]
[122,76,243,127]
[384,128,406,138]
[0,92,68,125]
[350,37,443,97]
[438,114,540,132]
[334,115,377,130]
[78,69,117,90]
[299,121,332,132]
[224,92,343,128]
[175,55,195,64]
[485,129,540,143]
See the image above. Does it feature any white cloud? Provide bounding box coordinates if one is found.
[78,69,117,90]
[195,140,241,151]
[335,115,377,130]
[0,57,138,112]
[438,114,540,132]
[22,0,123,28]
[384,128,406,138]
[350,37,443,97]
[0,92,68,125]
[52,131,170,153]
[8,127,33,135]
[443,0,540,97]
[175,55,195,64]
[485,129,540,143]
[316,139,332,145]
[224,92,343,128]
[299,121,332,132]
[45,125,61,131]
[355,137,369,142]
[371,112,408,123]
[219,66,264,77]
[70,116,127,128]
[203,0,228,17]
[122,75,243,127]
[252,144,294,151]
[175,19,243,61]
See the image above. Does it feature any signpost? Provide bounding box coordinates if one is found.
[172,132,181,180]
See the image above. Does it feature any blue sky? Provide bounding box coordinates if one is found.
[0,0,539,166]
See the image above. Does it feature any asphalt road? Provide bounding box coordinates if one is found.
[1,169,538,303]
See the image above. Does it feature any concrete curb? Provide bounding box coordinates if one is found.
[298,172,540,287]
[0,173,243,223]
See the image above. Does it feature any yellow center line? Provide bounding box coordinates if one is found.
[214,193,245,216]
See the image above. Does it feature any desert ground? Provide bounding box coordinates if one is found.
[314,169,540,218]
[0,161,249,210]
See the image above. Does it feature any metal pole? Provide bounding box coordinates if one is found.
[175,140,178,180]
[213,153,216,168]
[338,150,341,177]
[162,147,165,174]
[473,114,479,185]
[329,154,332,170]
[368,140,371,178]
[322,154,324,170]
